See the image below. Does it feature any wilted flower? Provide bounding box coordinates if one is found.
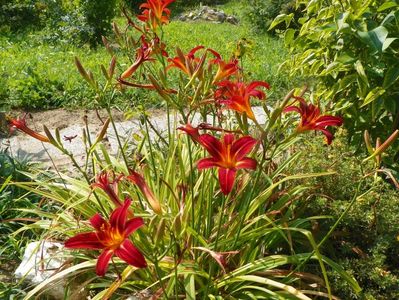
[137,0,175,30]
[283,97,343,144]
[120,36,167,79]
[7,116,50,143]
[92,171,124,207]
[127,170,162,214]
[65,199,147,276]
[197,133,257,195]
[177,123,201,143]
[215,80,270,120]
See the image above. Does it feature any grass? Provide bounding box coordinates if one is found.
[0,0,296,111]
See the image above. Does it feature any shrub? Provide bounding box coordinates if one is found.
[245,0,302,33]
[0,0,42,32]
[291,131,399,299]
[80,0,117,46]
[272,0,399,152]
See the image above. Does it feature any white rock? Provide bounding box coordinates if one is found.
[15,241,66,299]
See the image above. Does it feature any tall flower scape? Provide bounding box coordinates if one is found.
[8,1,362,299]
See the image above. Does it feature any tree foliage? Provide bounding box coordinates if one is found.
[272,0,399,150]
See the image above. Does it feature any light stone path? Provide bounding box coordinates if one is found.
[1,107,267,170]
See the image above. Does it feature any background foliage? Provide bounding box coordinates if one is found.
[245,0,303,33]
[273,0,399,151]
[291,131,399,299]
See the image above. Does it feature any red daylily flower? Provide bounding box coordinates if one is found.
[215,80,270,120]
[167,46,205,76]
[197,133,258,195]
[121,36,167,79]
[92,171,124,207]
[65,199,147,276]
[7,116,50,143]
[137,0,175,30]
[212,58,239,84]
[283,97,343,145]
[127,170,162,214]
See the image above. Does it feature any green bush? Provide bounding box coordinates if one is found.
[0,0,45,32]
[245,0,302,33]
[273,0,399,151]
[80,0,117,46]
[290,131,399,299]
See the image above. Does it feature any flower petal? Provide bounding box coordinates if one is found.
[236,157,257,170]
[199,134,223,158]
[318,128,334,145]
[247,80,270,91]
[231,136,257,160]
[218,168,236,195]
[223,134,235,146]
[177,123,200,143]
[96,249,114,276]
[197,157,219,170]
[315,115,343,127]
[64,232,103,249]
[125,217,145,236]
[90,213,106,230]
[115,239,147,268]
[127,171,161,214]
[109,199,131,232]
[283,106,301,114]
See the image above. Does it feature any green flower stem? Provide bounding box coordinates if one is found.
[143,112,157,176]
[187,136,195,231]
[106,107,129,171]
[214,193,228,251]
[232,155,266,248]
[61,148,108,217]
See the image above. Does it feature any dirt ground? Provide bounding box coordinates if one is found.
[14,108,126,129]
[1,108,166,137]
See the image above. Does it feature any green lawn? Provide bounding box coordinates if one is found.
[0,1,295,111]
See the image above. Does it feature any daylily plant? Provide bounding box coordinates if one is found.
[65,199,147,276]
[197,133,258,195]
[10,0,364,298]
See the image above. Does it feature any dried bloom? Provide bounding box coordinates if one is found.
[65,199,147,276]
[92,171,124,207]
[177,123,201,143]
[121,36,167,79]
[197,133,257,195]
[215,80,270,120]
[127,170,162,214]
[283,97,343,144]
[7,116,50,143]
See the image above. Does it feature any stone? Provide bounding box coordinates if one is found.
[178,15,187,21]
[15,241,66,300]
[176,6,239,25]
[215,12,226,22]
[226,16,239,25]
